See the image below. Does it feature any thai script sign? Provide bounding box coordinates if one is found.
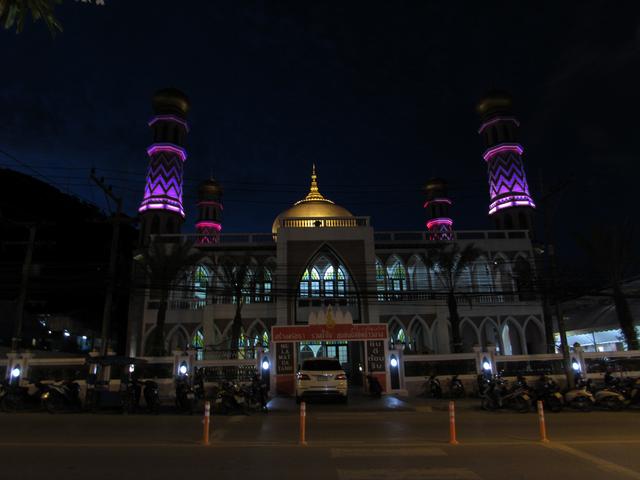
[276,342,294,374]
[272,324,388,342]
[366,340,385,373]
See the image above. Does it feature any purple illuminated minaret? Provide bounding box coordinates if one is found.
[139,88,190,242]
[196,178,223,244]
[423,178,453,240]
[477,92,535,231]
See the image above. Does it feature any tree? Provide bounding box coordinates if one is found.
[212,256,275,358]
[1,0,62,35]
[135,238,202,356]
[425,243,482,353]
[576,221,639,350]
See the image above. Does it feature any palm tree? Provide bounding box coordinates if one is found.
[1,0,62,35]
[212,256,275,358]
[576,221,639,350]
[213,255,252,358]
[425,243,482,353]
[135,238,203,356]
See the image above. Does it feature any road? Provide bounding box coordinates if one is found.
[1,401,639,479]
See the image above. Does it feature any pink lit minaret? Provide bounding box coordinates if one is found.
[423,178,453,240]
[138,88,190,242]
[196,178,223,244]
[477,92,535,231]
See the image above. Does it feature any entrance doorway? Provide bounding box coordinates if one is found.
[297,341,364,387]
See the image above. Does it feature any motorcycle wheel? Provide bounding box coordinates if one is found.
[572,397,592,412]
[605,397,625,411]
[481,397,495,411]
[44,396,62,414]
[513,396,530,413]
[1,396,19,413]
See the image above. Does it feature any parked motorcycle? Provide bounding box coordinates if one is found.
[143,380,161,414]
[175,377,196,414]
[423,375,442,398]
[564,375,596,411]
[214,381,248,415]
[448,375,465,398]
[1,380,49,413]
[121,377,142,414]
[480,376,531,413]
[533,375,564,413]
[42,381,81,413]
[586,379,628,411]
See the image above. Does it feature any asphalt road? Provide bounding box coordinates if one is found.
[1,402,639,479]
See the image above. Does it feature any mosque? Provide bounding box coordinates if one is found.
[126,88,546,388]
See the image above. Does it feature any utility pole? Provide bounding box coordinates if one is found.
[11,224,37,352]
[90,170,123,357]
[539,177,574,389]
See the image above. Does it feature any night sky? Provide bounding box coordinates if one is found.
[1,1,639,253]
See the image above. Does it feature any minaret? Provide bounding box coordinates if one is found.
[196,178,223,244]
[423,178,453,240]
[477,92,535,231]
[138,88,190,243]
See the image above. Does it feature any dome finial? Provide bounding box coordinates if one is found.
[295,163,333,205]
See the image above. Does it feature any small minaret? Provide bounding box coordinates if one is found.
[196,178,223,244]
[423,178,453,240]
[477,92,535,231]
[138,88,190,243]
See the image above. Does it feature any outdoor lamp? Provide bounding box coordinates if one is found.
[482,360,492,371]
[261,360,270,370]
[390,357,398,368]
[10,366,21,378]
[572,361,581,371]
[129,364,135,373]
[179,363,188,375]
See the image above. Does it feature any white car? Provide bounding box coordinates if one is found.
[296,358,348,403]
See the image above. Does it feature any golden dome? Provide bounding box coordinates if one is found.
[272,165,352,234]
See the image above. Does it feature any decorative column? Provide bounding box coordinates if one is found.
[423,178,453,240]
[477,92,535,231]
[195,178,223,244]
[138,88,190,243]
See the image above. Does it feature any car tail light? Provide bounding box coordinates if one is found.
[335,374,347,380]
[297,373,310,381]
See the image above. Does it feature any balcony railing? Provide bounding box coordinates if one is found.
[279,216,370,229]
[374,229,529,242]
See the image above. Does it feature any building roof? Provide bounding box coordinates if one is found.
[272,165,352,234]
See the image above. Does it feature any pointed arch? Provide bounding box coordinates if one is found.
[501,317,525,355]
[471,255,493,293]
[407,254,428,291]
[459,318,480,353]
[386,254,407,298]
[479,317,501,351]
[524,316,546,354]
[408,315,432,353]
[388,316,406,350]
[165,324,190,352]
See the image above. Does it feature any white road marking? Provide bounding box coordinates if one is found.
[543,443,640,480]
[331,447,446,458]
[337,468,480,480]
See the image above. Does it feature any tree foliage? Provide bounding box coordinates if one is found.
[575,221,639,350]
[0,0,62,35]
[425,243,482,353]
[136,238,203,356]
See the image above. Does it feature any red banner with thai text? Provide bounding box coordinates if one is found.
[272,324,388,342]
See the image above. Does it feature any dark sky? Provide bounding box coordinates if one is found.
[1,1,639,253]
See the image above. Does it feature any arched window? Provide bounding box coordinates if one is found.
[192,329,204,360]
[387,259,407,298]
[193,265,210,300]
[254,268,273,303]
[300,267,321,297]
